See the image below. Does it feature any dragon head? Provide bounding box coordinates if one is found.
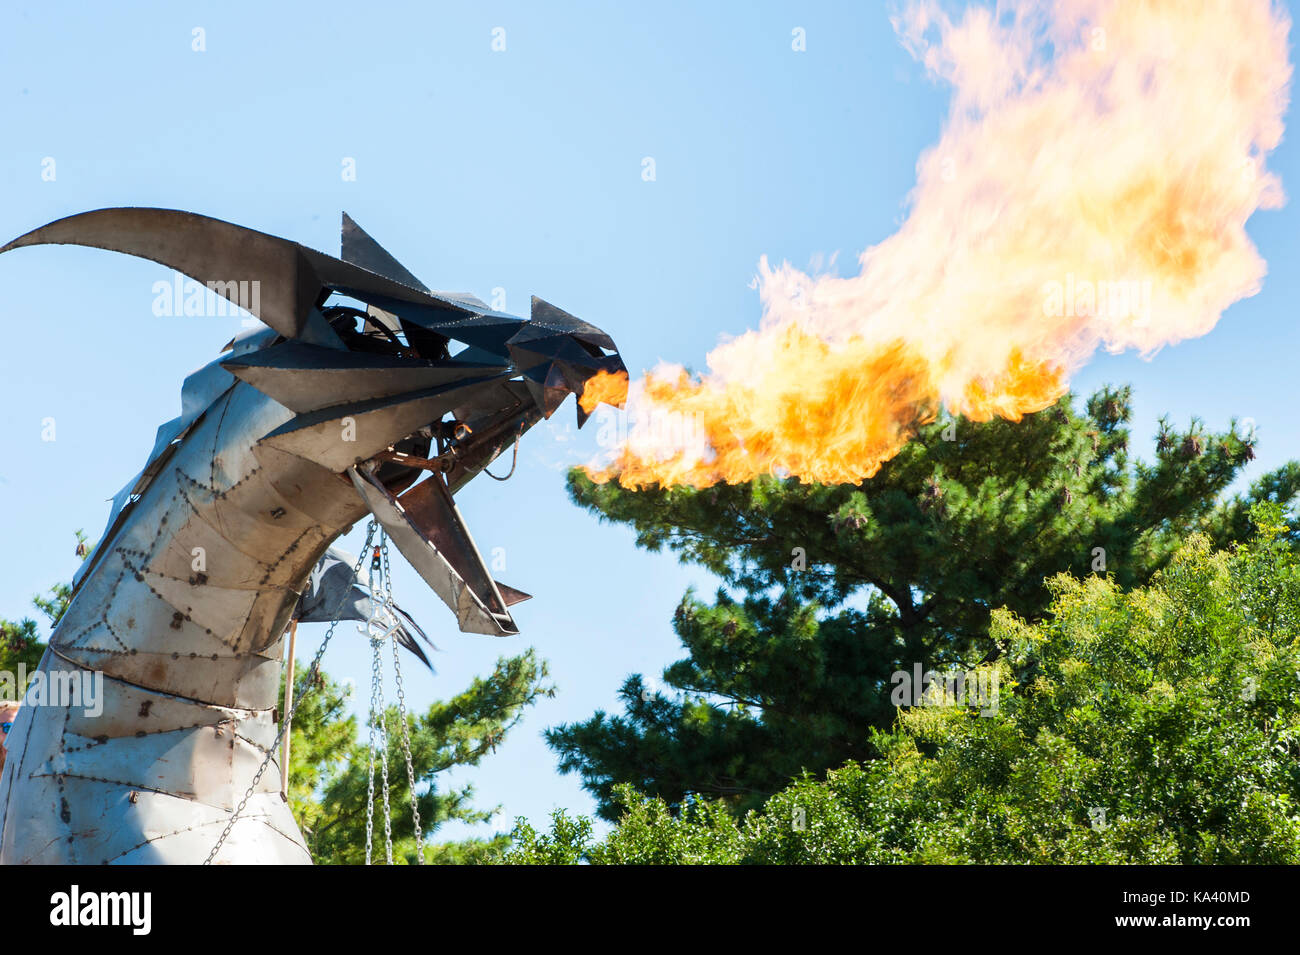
[1,208,628,637]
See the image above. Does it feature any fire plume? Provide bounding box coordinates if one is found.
[579,370,630,415]
[586,0,1292,489]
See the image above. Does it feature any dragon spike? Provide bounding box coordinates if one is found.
[256,374,510,471]
[222,340,505,413]
[530,296,617,351]
[341,212,431,292]
[0,208,478,343]
[339,213,494,312]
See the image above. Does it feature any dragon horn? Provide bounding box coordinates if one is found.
[0,207,476,344]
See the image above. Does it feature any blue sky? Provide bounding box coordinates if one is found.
[1,1,1296,845]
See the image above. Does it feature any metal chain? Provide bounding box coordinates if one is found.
[365,627,380,864]
[204,522,377,865]
[365,546,377,864]
[366,618,394,864]
[382,536,427,864]
[380,710,393,862]
[366,536,394,865]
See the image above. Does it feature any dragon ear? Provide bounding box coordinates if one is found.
[0,207,477,344]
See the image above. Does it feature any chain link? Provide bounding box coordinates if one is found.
[365,532,396,864]
[365,627,381,864]
[366,628,395,863]
[204,522,377,865]
[383,536,426,864]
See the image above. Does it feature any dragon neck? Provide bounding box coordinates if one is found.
[51,381,368,710]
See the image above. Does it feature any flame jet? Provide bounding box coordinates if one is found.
[587,0,1290,489]
[0,208,626,864]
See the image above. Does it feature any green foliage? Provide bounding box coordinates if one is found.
[504,809,595,865]
[501,786,745,864]
[0,619,44,699]
[0,531,88,698]
[290,649,553,864]
[518,510,1300,863]
[551,388,1300,819]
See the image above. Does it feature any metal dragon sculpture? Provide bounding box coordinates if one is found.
[0,208,626,864]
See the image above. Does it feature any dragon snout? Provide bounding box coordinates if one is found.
[512,300,628,427]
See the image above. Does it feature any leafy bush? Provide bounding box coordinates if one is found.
[508,506,1300,864]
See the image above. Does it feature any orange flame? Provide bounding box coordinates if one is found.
[586,0,1291,489]
[957,350,1066,423]
[579,370,630,414]
[596,329,939,488]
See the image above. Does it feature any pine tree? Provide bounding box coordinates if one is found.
[548,386,1300,819]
